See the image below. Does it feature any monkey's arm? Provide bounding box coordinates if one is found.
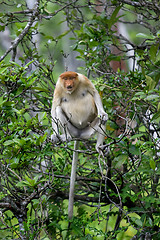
[94,89,108,121]
[51,96,60,134]
[87,82,108,123]
[51,101,80,142]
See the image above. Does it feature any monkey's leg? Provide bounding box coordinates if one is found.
[51,106,80,142]
[79,117,106,139]
[95,123,106,152]
[79,118,107,153]
[79,118,98,139]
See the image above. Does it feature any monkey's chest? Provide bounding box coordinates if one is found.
[61,92,97,129]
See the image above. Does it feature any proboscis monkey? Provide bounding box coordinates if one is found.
[51,71,108,219]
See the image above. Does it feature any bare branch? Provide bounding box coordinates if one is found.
[0,0,40,62]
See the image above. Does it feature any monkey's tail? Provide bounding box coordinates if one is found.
[68,140,79,220]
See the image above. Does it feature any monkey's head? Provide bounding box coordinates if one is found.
[59,71,79,94]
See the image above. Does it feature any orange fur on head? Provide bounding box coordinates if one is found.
[60,71,78,79]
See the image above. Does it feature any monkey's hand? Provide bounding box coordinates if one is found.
[98,112,108,125]
[51,134,61,143]
[51,133,72,143]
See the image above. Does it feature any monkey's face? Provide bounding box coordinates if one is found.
[60,71,79,94]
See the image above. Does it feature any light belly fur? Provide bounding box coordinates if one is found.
[61,93,97,129]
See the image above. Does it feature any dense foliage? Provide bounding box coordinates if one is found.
[0,0,160,239]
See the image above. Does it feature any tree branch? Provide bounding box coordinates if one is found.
[0,0,40,62]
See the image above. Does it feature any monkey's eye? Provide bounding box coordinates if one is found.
[64,77,68,80]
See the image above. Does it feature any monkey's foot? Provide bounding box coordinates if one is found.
[51,134,60,143]
[99,113,108,125]
[96,144,110,156]
[51,134,72,143]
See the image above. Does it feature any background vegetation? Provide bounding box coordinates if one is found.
[0,0,160,239]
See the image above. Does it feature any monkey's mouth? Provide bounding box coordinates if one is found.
[67,86,73,91]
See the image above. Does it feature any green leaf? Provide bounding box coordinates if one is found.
[10,158,19,169]
[111,6,121,20]
[3,140,14,146]
[39,112,47,121]
[129,145,140,155]
[0,96,4,105]
[15,86,24,96]
[71,222,83,236]
[16,181,29,187]
[33,175,40,184]
[155,50,160,63]
[0,25,5,31]
[31,87,49,92]
[57,30,70,39]
[10,61,21,67]
[151,111,160,121]
[145,94,159,101]
[3,101,14,106]
[146,75,156,90]
[150,159,156,170]
[130,133,144,139]
[132,92,146,100]
[27,76,37,87]
[149,44,158,62]
[139,126,146,132]
[108,6,121,29]
[31,199,40,208]
[136,33,154,39]
[149,217,153,226]
[25,175,34,185]
[131,217,143,227]
[0,66,8,74]
[115,154,128,168]
[24,60,35,68]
